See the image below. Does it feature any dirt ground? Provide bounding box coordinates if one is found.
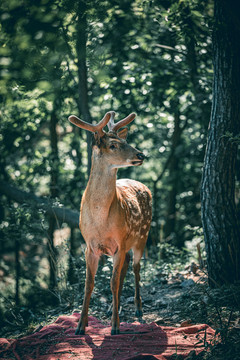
[85,263,240,360]
[88,265,210,328]
[1,262,240,359]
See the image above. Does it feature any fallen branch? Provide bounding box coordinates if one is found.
[0,180,79,228]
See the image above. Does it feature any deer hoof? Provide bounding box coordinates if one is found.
[111,328,120,335]
[75,328,85,335]
[135,309,143,318]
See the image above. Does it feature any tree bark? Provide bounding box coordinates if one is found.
[48,110,59,289]
[76,0,92,177]
[201,0,240,286]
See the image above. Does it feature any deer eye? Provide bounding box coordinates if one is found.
[110,144,116,150]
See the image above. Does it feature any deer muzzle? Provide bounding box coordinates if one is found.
[132,152,145,166]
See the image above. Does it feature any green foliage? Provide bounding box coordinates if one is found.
[0,202,44,313]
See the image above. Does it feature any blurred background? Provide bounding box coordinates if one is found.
[0,0,214,330]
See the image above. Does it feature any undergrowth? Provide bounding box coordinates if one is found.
[0,241,240,360]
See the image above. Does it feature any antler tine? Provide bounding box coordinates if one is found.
[94,112,112,135]
[68,112,111,136]
[110,113,136,133]
[107,111,116,132]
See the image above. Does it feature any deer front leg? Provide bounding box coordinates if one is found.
[110,249,125,335]
[75,247,99,335]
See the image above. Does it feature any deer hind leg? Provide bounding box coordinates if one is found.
[110,249,126,335]
[118,252,130,304]
[132,244,146,318]
[75,247,99,335]
[107,252,130,316]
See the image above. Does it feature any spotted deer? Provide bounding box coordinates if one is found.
[69,111,152,335]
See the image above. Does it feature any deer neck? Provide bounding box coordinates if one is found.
[85,151,118,214]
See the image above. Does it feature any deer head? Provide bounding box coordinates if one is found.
[69,111,145,169]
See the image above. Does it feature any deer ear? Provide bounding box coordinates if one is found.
[117,128,128,140]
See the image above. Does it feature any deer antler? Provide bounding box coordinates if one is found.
[107,112,136,133]
[68,112,113,137]
[69,111,136,136]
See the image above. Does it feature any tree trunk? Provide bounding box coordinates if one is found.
[15,238,20,305]
[68,228,78,284]
[164,111,181,245]
[47,216,57,289]
[48,110,59,289]
[76,0,92,177]
[201,0,240,286]
[49,111,59,199]
[152,181,159,246]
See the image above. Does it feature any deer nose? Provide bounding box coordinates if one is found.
[137,152,145,161]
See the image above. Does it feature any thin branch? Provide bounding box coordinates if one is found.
[156,44,187,54]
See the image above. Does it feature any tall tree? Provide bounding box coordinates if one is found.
[76,0,93,176]
[201,0,240,286]
[47,106,59,289]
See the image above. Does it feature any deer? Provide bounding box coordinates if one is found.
[68,111,152,335]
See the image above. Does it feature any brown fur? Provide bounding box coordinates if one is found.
[70,113,152,335]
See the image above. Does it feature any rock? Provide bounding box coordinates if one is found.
[180,319,192,327]
[155,317,165,325]
[161,278,168,285]
[150,287,156,294]
[143,297,152,304]
[155,298,168,308]
[99,296,107,303]
[125,296,134,304]
[181,279,195,288]
[201,295,209,304]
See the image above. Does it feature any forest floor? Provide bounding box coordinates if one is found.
[1,255,240,359]
[87,262,240,360]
